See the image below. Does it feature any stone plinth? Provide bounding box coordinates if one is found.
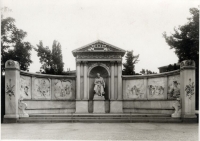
[93,100,105,113]
[110,101,123,113]
[75,101,88,113]
[180,60,196,120]
[4,60,20,123]
[93,95,105,100]
[93,95,105,113]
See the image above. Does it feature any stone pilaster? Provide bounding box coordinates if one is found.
[117,61,122,100]
[180,60,196,121]
[4,60,20,123]
[110,61,115,100]
[164,76,168,99]
[83,61,88,100]
[144,77,148,100]
[76,61,81,100]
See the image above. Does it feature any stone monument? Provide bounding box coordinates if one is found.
[72,40,126,113]
[93,73,105,113]
[93,73,105,99]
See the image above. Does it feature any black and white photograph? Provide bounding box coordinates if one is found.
[1,0,199,140]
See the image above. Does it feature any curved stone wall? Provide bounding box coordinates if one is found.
[19,71,76,114]
[122,70,180,100]
[122,70,181,114]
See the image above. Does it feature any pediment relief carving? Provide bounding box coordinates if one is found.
[79,42,115,52]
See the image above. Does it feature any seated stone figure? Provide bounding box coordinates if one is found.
[94,73,105,97]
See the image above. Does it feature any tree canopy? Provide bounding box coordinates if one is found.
[163,7,199,65]
[1,8,32,72]
[163,7,199,109]
[34,40,64,75]
[140,69,157,75]
[122,50,139,75]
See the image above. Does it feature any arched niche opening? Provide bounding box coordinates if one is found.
[88,66,109,100]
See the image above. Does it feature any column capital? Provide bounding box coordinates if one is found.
[117,61,122,65]
[110,61,115,65]
[77,61,81,65]
[83,61,88,65]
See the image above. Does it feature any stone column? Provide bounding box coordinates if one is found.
[110,61,123,113]
[180,60,196,122]
[110,61,115,100]
[164,76,168,99]
[76,61,81,100]
[117,61,122,100]
[83,61,88,100]
[144,77,148,100]
[4,60,20,123]
[75,61,88,113]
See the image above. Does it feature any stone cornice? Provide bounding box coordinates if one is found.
[5,60,20,69]
[20,71,76,79]
[180,60,196,70]
[122,70,180,79]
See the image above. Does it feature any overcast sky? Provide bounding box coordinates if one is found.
[2,0,199,73]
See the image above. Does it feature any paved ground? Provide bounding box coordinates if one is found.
[1,123,198,140]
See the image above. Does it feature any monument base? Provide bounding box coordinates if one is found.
[93,94,105,100]
[182,114,197,123]
[93,101,105,113]
[110,101,123,113]
[3,114,19,123]
[75,101,88,113]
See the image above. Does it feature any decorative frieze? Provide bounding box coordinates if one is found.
[33,78,51,99]
[77,54,121,59]
[185,78,195,100]
[125,79,146,99]
[147,78,165,99]
[53,79,73,99]
[6,79,15,100]
[79,42,118,52]
[20,76,31,99]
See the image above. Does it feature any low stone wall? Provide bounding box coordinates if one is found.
[122,70,180,114]
[3,59,197,122]
[19,71,76,114]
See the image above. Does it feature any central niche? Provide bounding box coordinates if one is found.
[89,66,109,100]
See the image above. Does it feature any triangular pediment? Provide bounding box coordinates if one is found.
[72,40,126,56]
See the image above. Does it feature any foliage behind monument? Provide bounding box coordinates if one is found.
[1,10,32,72]
[34,40,64,75]
[122,50,139,75]
[163,7,199,109]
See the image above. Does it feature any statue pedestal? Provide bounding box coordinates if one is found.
[93,95,105,113]
[93,95,105,100]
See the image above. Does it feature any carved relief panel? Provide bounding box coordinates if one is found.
[168,75,180,99]
[124,79,146,99]
[52,79,75,100]
[33,78,51,99]
[147,77,165,99]
[20,75,31,99]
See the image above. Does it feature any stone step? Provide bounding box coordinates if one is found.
[17,113,182,123]
[29,113,171,118]
[17,118,182,123]
[20,116,176,120]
